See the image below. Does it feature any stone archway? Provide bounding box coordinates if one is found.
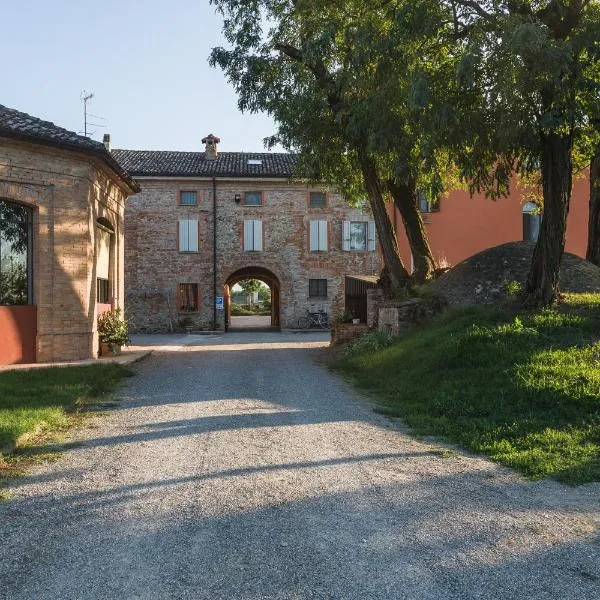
[224,266,280,331]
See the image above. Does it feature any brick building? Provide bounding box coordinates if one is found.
[0,105,138,364]
[113,135,382,331]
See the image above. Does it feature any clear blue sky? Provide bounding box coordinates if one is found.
[1,1,280,152]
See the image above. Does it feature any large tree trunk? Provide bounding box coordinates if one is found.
[387,179,436,283]
[586,145,600,266]
[525,133,573,306]
[357,149,409,294]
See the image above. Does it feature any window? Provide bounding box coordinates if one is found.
[178,283,198,311]
[309,220,328,252]
[244,220,263,251]
[0,199,33,305]
[309,191,327,208]
[97,278,110,304]
[244,191,263,206]
[343,221,376,251]
[179,220,199,252]
[523,202,541,242]
[179,191,197,206]
[417,191,441,213]
[309,279,327,297]
[247,159,263,166]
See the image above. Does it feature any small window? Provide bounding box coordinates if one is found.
[309,279,328,297]
[343,220,376,252]
[97,278,110,304]
[350,222,367,250]
[309,220,328,252]
[178,283,198,311]
[179,220,199,252]
[179,191,197,206]
[309,192,327,208]
[244,191,262,206]
[244,220,263,251]
[417,191,441,213]
[247,159,263,165]
[523,202,541,242]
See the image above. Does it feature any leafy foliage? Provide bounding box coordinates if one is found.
[97,308,129,346]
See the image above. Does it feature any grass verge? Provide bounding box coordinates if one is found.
[0,364,132,490]
[334,293,600,484]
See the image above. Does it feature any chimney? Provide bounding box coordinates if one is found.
[202,133,220,160]
[102,134,111,152]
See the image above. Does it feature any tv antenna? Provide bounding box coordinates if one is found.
[80,90,106,137]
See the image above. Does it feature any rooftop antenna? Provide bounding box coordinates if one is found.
[79,91,106,138]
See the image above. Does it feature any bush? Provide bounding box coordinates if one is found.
[98,308,129,345]
[344,330,395,359]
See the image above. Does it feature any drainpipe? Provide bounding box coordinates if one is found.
[212,177,218,330]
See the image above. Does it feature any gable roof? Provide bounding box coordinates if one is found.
[111,149,298,179]
[0,104,139,192]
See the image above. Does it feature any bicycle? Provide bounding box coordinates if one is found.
[296,309,329,329]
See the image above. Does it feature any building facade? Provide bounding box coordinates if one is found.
[0,105,138,364]
[114,135,382,331]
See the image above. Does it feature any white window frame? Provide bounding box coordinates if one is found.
[179,219,199,252]
[309,220,328,252]
[244,219,263,251]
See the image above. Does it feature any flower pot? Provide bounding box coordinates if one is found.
[100,342,121,356]
[100,341,110,357]
[352,318,361,324]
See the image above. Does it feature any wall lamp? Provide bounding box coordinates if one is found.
[234,193,242,203]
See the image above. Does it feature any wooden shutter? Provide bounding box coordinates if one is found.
[342,221,351,251]
[244,220,254,251]
[319,220,328,251]
[367,220,376,251]
[188,220,198,251]
[253,220,263,251]
[179,220,189,251]
[309,220,319,251]
[96,227,111,279]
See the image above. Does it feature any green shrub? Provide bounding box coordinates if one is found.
[97,308,129,345]
[344,330,395,359]
[504,280,523,297]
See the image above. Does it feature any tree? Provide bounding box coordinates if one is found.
[587,143,600,265]
[446,1,600,305]
[238,279,263,295]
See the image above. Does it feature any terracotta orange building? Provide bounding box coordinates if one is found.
[392,175,590,270]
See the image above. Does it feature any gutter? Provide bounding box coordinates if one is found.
[213,177,218,330]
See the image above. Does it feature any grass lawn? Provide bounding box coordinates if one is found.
[335,293,600,484]
[0,364,132,455]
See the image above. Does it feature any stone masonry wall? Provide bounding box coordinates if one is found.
[0,139,129,362]
[125,179,383,331]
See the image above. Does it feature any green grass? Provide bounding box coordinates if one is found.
[0,364,132,453]
[335,293,600,484]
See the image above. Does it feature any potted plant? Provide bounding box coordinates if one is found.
[98,308,129,356]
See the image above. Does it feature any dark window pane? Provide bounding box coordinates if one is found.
[523,213,541,241]
[244,192,262,206]
[180,191,197,205]
[0,199,32,305]
[97,278,110,304]
[179,283,198,311]
[309,279,327,297]
[310,192,326,208]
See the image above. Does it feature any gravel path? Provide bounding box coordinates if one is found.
[1,332,599,600]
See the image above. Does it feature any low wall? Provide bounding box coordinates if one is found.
[331,323,370,345]
[0,305,37,364]
[378,297,447,337]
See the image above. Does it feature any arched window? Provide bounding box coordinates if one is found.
[0,199,33,305]
[523,202,541,242]
[96,218,114,305]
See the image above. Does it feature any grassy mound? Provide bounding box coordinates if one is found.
[335,293,600,484]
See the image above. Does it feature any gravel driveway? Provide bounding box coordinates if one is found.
[1,331,598,599]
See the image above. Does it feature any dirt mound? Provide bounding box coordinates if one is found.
[428,242,600,306]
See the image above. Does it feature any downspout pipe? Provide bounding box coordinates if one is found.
[213,177,217,330]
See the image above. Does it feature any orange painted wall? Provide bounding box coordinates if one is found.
[393,174,590,269]
[0,306,37,364]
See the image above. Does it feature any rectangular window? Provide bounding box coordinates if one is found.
[343,220,376,251]
[244,191,263,206]
[178,283,198,311]
[97,278,110,304]
[418,191,440,213]
[309,191,327,208]
[309,220,328,252]
[244,220,263,251]
[179,220,199,252]
[309,279,327,297]
[179,191,197,206]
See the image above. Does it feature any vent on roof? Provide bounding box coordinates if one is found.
[247,159,262,165]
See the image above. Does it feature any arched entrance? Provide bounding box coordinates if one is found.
[224,266,280,331]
